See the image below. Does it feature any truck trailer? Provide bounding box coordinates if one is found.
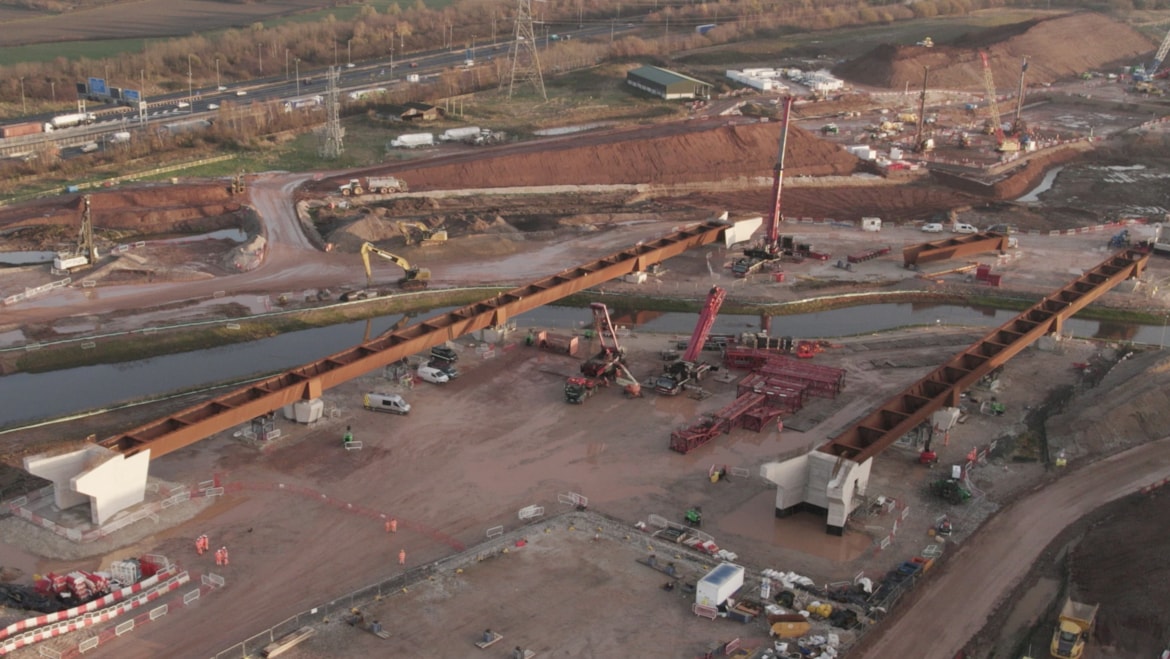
[0,122,43,139]
[338,176,408,196]
[390,133,434,148]
[44,113,96,131]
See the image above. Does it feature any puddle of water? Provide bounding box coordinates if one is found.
[1016,165,1065,203]
[719,490,872,562]
[534,122,614,136]
[154,228,249,245]
[0,251,56,266]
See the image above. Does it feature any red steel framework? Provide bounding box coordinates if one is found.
[820,248,1150,464]
[903,232,1010,268]
[681,286,727,363]
[99,219,730,458]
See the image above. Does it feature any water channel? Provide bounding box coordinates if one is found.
[0,301,1165,429]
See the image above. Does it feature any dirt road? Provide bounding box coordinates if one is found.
[851,438,1170,659]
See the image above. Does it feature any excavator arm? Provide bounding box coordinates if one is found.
[359,242,430,288]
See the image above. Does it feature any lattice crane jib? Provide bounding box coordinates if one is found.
[765,97,793,249]
[979,51,1003,141]
[682,286,727,363]
[589,302,622,355]
[78,194,96,262]
[1152,25,1170,74]
[506,0,547,101]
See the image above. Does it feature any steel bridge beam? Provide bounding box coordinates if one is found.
[903,232,1009,268]
[99,220,729,458]
[820,248,1149,464]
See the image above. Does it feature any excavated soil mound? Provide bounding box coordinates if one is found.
[1046,350,1170,458]
[394,122,858,190]
[1069,493,1170,657]
[0,183,241,233]
[836,12,1154,90]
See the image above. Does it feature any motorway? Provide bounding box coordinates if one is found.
[0,23,632,158]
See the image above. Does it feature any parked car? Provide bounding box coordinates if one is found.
[430,345,458,362]
[427,360,459,379]
[417,365,450,384]
[921,223,944,233]
[363,392,411,415]
[951,223,978,234]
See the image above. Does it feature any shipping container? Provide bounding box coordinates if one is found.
[439,126,482,141]
[0,121,43,139]
[695,563,744,607]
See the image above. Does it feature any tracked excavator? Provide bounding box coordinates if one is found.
[342,242,431,300]
[397,221,448,246]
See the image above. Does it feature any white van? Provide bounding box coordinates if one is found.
[363,392,411,415]
[417,365,450,384]
[951,223,978,234]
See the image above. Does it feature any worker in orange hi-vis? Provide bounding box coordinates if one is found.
[214,548,223,566]
[398,549,406,565]
[195,536,204,555]
[385,519,391,533]
[201,535,209,554]
[222,547,230,566]
[389,518,398,533]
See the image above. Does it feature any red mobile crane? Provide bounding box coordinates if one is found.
[979,51,1020,153]
[580,302,626,380]
[733,97,793,278]
[655,286,727,395]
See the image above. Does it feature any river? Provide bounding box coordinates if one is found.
[0,302,1165,429]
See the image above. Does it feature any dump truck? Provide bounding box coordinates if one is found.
[1050,598,1097,659]
[339,176,408,196]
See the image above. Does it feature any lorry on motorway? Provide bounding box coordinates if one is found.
[338,176,408,196]
[110,131,132,144]
[1050,597,1098,659]
[43,112,96,131]
[390,133,434,148]
[0,121,43,139]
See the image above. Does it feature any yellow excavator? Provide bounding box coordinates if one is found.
[341,241,435,299]
[396,221,448,246]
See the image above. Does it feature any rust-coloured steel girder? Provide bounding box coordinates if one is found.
[903,232,1009,268]
[820,248,1149,464]
[98,219,729,459]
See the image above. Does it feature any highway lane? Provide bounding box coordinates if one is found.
[0,23,633,157]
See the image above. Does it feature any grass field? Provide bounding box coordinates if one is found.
[0,0,457,65]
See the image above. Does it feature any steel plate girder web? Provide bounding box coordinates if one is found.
[820,249,1148,464]
[902,233,1008,268]
[99,220,729,458]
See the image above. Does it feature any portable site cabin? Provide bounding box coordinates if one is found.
[696,563,745,608]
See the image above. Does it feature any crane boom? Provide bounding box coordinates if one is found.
[913,66,929,150]
[682,286,727,362]
[765,97,794,249]
[1152,25,1170,74]
[979,51,1004,141]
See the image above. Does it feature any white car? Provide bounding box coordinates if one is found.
[235,90,247,96]
[207,103,220,110]
[921,223,944,233]
[417,365,450,384]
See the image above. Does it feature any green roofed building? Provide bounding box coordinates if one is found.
[625,66,712,100]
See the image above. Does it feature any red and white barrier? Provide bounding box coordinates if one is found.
[0,571,189,655]
[0,565,179,643]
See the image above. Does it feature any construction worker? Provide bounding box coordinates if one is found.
[389,518,398,533]
[221,547,230,566]
[214,547,224,566]
[195,535,204,555]
[989,397,1006,416]
[201,534,210,554]
[398,549,406,565]
[343,425,354,446]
